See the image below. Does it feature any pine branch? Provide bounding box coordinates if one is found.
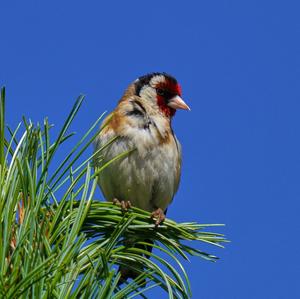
[0,87,228,298]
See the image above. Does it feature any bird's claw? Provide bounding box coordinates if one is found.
[151,208,165,226]
[113,198,132,212]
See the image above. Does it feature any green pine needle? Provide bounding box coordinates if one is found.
[0,87,228,299]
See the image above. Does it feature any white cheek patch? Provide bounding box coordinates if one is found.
[139,75,166,103]
[139,85,157,102]
[150,75,166,87]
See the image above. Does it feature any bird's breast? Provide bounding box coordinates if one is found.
[96,126,180,212]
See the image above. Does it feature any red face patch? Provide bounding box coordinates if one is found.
[155,79,182,117]
[175,83,182,97]
[156,95,176,117]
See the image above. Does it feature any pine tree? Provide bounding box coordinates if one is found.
[0,87,227,299]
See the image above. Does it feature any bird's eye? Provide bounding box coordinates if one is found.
[156,88,165,96]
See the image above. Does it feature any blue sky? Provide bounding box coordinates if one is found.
[1,1,300,298]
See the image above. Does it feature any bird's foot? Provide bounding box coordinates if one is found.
[151,208,166,226]
[113,198,132,212]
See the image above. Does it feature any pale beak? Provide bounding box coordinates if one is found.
[167,95,191,111]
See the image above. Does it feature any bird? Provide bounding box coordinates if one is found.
[93,72,190,281]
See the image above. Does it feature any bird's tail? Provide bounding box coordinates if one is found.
[118,239,153,284]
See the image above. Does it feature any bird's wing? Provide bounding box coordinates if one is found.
[173,133,182,194]
[93,112,116,167]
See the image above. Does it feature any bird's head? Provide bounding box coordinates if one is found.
[134,72,190,117]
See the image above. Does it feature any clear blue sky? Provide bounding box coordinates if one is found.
[1,1,299,298]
